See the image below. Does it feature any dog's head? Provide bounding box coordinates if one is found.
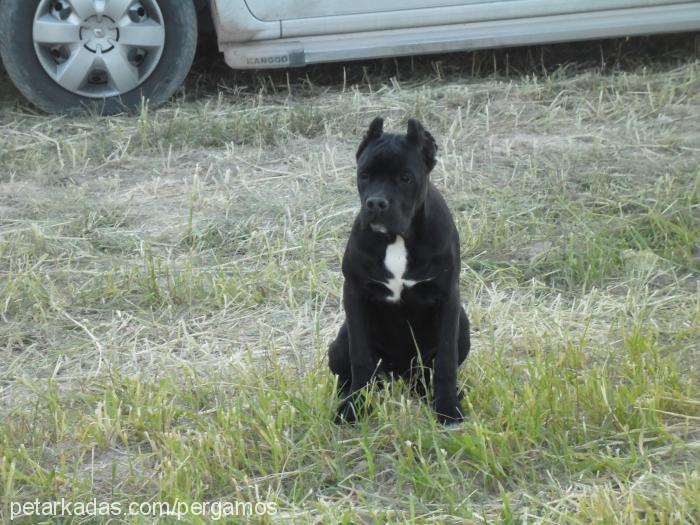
[355,117,438,236]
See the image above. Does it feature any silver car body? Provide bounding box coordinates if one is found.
[210,0,700,69]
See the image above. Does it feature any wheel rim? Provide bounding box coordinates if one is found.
[32,0,166,98]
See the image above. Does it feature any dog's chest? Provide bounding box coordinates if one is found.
[381,236,421,303]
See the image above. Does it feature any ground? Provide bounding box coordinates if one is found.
[1,35,699,524]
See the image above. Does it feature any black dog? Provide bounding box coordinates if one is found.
[328,117,470,425]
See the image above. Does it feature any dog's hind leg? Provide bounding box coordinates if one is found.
[458,307,470,365]
[406,354,434,400]
[456,307,471,402]
[328,322,351,398]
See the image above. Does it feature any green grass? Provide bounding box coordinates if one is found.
[1,35,699,523]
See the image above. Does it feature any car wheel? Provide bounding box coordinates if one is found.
[0,0,197,115]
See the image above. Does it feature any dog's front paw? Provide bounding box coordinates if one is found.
[335,398,359,424]
[435,398,464,426]
[335,389,373,424]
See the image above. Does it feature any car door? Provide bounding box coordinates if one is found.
[243,0,490,20]
[243,0,689,38]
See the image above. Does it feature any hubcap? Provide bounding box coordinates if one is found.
[81,16,118,52]
[32,0,166,98]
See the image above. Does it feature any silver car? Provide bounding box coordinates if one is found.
[1,0,699,114]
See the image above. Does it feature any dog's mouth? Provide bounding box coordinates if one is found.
[361,208,407,236]
[369,223,388,234]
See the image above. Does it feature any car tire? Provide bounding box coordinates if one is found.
[0,0,197,115]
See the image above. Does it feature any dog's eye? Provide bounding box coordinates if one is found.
[400,174,411,183]
[358,172,369,180]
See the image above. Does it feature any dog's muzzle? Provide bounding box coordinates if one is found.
[364,196,390,220]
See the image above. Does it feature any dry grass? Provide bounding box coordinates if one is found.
[1,35,699,523]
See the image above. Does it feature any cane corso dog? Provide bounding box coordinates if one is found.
[328,117,470,425]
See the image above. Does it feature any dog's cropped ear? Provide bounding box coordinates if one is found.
[407,118,438,171]
[356,117,384,160]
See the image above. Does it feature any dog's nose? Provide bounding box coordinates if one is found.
[366,197,389,211]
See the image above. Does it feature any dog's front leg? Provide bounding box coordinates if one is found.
[336,282,377,423]
[433,290,464,425]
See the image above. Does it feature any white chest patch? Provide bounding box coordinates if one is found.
[382,235,420,303]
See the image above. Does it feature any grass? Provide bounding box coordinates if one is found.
[1,35,699,523]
